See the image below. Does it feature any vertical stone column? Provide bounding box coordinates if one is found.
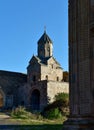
[76,0,91,115]
[63,0,94,129]
[90,0,94,114]
[69,0,79,116]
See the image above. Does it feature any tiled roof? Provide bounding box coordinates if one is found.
[38,31,52,44]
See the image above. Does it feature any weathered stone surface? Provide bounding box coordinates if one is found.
[63,0,94,129]
[0,31,69,111]
[47,81,69,102]
[27,31,69,111]
[0,70,27,108]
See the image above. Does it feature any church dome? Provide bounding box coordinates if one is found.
[38,31,52,44]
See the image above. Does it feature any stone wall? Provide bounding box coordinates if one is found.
[41,57,63,81]
[0,70,27,108]
[68,0,93,116]
[18,82,46,108]
[29,80,48,110]
[27,60,41,83]
[47,81,69,102]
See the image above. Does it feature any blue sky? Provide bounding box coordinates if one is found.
[0,0,68,73]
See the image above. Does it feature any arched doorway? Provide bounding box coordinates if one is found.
[31,89,40,111]
[0,89,4,108]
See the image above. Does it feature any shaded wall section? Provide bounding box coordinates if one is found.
[0,70,27,108]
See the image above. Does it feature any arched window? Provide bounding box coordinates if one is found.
[57,77,59,81]
[52,64,53,68]
[46,75,48,80]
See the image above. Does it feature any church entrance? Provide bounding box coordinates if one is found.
[0,90,4,108]
[31,89,40,111]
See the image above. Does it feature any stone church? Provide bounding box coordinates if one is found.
[0,31,69,111]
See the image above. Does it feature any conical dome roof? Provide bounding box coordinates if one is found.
[38,31,52,44]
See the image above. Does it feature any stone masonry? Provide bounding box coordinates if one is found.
[0,31,69,111]
[26,31,69,111]
[0,70,27,108]
[63,0,94,129]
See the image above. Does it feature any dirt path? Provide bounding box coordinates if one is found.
[0,112,11,125]
[0,113,10,119]
[0,113,21,123]
[0,113,22,129]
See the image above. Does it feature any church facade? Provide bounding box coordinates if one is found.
[0,31,69,111]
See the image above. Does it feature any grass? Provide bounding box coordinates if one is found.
[0,118,65,130]
[0,106,67,130]
[8,115,66,124]
[0,114,66,130]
